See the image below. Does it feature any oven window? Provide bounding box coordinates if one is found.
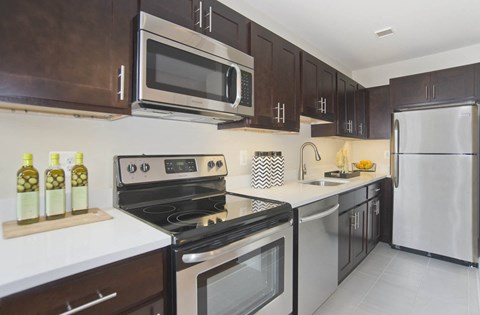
[197,239,284,315]
[146,40,234,102]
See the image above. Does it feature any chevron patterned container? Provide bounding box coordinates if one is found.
[271,151,285,186]
[251,151,272,189]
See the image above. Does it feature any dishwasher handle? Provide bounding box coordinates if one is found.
[299,204,340,223]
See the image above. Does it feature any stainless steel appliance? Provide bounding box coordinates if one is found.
[133,12,254,124]
[295,196,339,315]
[391,103,479,265]
[113,154,293,315]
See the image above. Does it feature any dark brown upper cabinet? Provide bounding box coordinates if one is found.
[300,51,336,122]
[336,73,358,137]
[355,85,367,139]
[366,85,391,139]
[139,0,249,53]
[390,64,476,109]
[0,0,137,116]
[219,22,300,132]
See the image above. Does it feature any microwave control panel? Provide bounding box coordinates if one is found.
[240,71,253,107]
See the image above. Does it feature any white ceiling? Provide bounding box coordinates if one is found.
[219,0,480,71]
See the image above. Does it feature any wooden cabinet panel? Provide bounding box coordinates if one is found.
[367,198,381,254]
[205,0,249,53]
[275,39,300,130]
[139,0,249,53]
[338,209,354,282]
[380,178,393,244]
[390,72,430,108]
[0,249,167,315]
[431,64,475,102]
[219,22,300,132]
[139,0,197,30]
[300,51,335,122]
[367,85,391,139]
[0,0,134,115]
[390,64,477,109]
[351,204,367,264]
[355,86,367,138]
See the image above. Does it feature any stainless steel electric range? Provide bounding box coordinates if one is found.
[113,154,293,315]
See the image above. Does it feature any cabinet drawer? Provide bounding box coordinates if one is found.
[0,249,165,315]
[367,181,382,199]
[339,187,366,213]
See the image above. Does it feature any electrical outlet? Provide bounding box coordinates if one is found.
[240,150,248,166]
[50,151,77,173]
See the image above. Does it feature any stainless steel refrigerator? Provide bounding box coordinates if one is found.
[391,103,479,265]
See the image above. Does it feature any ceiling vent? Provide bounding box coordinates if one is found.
[375,27,394,38]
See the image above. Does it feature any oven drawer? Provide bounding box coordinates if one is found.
[0,249,166,315]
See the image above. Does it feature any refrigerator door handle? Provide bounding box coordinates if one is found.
[393,119,400,188]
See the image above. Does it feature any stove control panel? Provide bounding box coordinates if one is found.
[115,155,228,185]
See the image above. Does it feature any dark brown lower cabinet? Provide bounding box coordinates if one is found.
[338,180,386,283]
[380,178,393,244]
[338,187,368,283]
[367,197,381,254]
[0,249,167,315]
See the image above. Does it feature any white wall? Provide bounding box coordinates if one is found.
[353,43,480,88]
[0,111,345,221]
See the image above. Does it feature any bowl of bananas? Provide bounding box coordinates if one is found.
[352,160,376,172]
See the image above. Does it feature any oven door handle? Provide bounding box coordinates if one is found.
[182,222,290,264]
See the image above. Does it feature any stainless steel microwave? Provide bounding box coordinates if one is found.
[133,12,254,124]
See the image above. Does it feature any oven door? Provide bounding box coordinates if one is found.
[175,222,293,315]
[136,29,253,117]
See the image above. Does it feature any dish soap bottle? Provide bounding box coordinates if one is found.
[45,153,66,220]
[71,152,88,214]
[16,153,40,225]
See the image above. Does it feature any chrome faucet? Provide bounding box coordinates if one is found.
[299,142,322,181]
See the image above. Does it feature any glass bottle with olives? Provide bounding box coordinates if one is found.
[45,153,66,220]
[16,153,40,225]
[71,152,88,215]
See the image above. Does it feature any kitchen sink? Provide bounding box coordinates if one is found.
[303,179,348,186]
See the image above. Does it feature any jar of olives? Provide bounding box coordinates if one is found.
[16,153,40,225]
[71,152,88,215]
[45,153,66,220]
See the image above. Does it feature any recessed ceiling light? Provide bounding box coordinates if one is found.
[375,27,394,38]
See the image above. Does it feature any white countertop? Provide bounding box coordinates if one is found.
[229,173,388,208]
[0,208,170,298]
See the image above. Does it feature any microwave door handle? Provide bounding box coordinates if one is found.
[230,63,242,109]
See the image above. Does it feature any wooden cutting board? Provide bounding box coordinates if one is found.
[2,208,113,239]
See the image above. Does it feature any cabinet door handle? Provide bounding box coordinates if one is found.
[282,103,286,123]
[323,98,327,113]
[374,188,381,192]
[117,65,125,101]
[425,84,428,100]
[432,84,435,99]
[359,123,363,135]
[59,291,117,315]
[356,212,360,229]
[274,102,280,123]
[350,214,356,228]
[205,5,212,32]
[195,1,203,28]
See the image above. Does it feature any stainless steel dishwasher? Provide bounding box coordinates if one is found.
[295,195,339,315]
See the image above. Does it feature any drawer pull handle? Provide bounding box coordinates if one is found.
[59,291,117,315]
[374,188,381,192]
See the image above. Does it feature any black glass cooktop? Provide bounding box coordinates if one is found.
[123,193,291,245]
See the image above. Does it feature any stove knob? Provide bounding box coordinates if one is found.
[140,162,150,173]
[208,219,215,226]
[207,160,215,169]
[216,160,224,168]
[127,163,137,173]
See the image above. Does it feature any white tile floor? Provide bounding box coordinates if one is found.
[314,242,480,315]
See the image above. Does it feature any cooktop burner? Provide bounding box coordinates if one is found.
[125,193,286,236]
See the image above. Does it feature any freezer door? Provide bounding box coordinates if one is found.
[392,154,478,263]
[392,105,478,154]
